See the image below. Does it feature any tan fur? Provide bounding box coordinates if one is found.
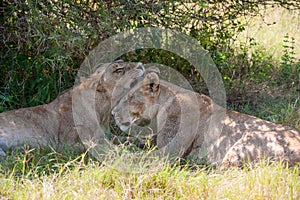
[0,61,145,155]
[112,68,300,169]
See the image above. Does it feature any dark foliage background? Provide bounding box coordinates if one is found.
[1,0,299,128]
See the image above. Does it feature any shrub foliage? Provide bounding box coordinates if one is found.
[1,0,299,112]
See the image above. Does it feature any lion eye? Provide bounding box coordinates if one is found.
[114,67,124,74]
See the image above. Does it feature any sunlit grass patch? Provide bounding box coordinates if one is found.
[237,6,300,60]
[1,149,299,199]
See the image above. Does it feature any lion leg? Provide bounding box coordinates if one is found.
[0,126,55,155]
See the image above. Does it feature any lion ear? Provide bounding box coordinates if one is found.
[142,72,160,96]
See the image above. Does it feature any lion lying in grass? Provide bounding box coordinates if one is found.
[0,60,145,156]
[112,67,300,169]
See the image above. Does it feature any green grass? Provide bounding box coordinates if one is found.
[237,6,300,61]
[1,149,299,200]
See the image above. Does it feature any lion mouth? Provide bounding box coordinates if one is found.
[118,116,139,132]
[120,125,129,132]
[137,118,151,126]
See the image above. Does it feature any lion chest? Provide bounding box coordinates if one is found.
[156,98,181,148]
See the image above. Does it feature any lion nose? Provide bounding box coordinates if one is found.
[122,122,130,127]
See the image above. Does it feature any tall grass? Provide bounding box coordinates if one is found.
[0,149,299,199]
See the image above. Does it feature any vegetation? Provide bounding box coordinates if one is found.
[0,0,299,199]
[1,0,299,123]
[1,148,300,199]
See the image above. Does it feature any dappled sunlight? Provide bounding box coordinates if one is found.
[209,108,300,168]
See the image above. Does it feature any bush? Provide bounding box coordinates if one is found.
[1,0,300,112]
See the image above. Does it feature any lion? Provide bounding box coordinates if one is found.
[111,67,300,169]
[0,60,145,156]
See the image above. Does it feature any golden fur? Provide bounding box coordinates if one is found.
[112,67,300,169]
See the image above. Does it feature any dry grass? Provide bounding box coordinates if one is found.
[0,150,299,200]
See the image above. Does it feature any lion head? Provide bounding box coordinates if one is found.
[71,60,146,145]
[111,67,162,132]
[111,66,214,158]
[79,60,145,103]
